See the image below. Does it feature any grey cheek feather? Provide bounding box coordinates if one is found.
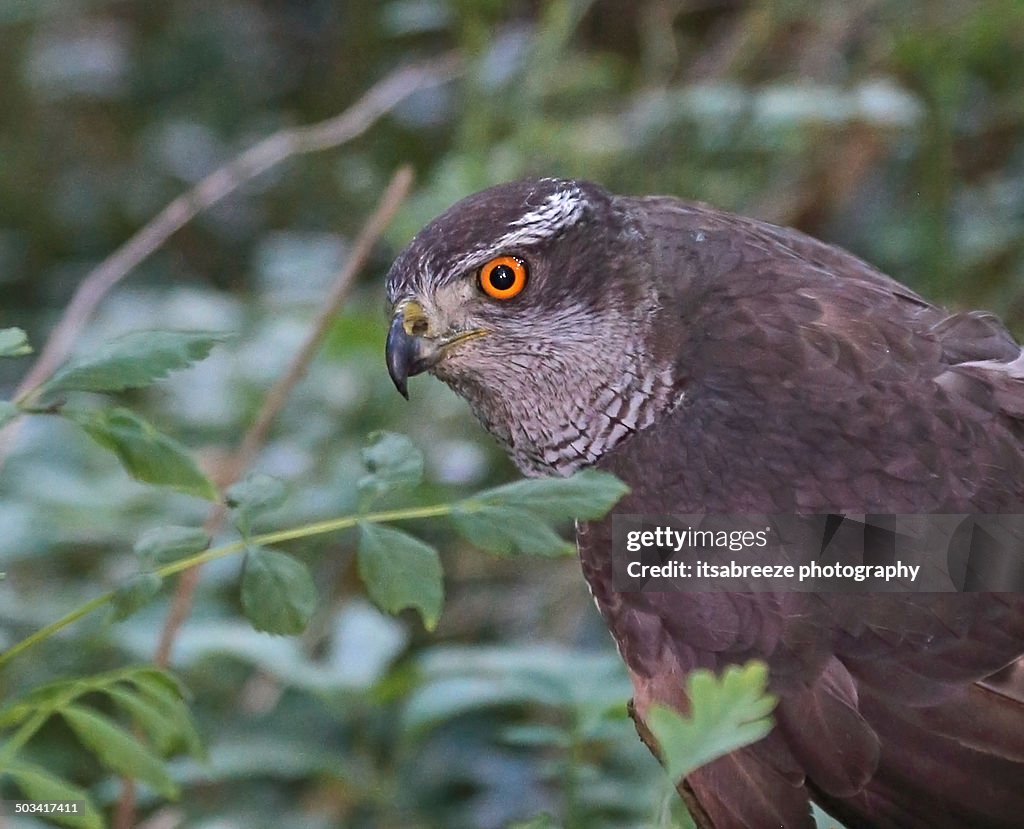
[442,300,680,477]
[393,183,681,475]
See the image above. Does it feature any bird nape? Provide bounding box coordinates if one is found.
[383,178,1024,829]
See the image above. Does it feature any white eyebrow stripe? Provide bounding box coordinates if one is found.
[445,185,587,277]
[502,185,586,241]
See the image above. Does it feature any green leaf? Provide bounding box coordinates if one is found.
[134,525,210,565]
[41,330,227,395]
[0,700,32,730]
[404,645,627,733]
[6,762,102,829]
[451,505,574,556]
[105,686,184,756]
[0,400,18,428]
[226,473,287,532]
[357,523,443,630]
[240,547,317,635]
[0,667,203,778]
[111,573,163,621]
[0,327,32,357]
[127,670,204,759]
[646,661,777,782]
[61,704,178,798]
[67,407,218,500]
[357,431,424,504]
[124,666,192,703]
[470,469,629,522]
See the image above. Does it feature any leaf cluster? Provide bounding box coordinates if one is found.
[4,328,226,500]
[647,662,777,782]
[0,320,777,829]
[0,667,202,829]
[350,431,629,631]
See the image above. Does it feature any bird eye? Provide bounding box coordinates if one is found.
[478,256,528,300]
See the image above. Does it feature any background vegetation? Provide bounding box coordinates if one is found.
[1,1,1023,827]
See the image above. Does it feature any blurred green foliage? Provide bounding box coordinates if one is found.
[1,0,1022,826]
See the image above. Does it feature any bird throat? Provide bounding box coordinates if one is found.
[462,343,681,478]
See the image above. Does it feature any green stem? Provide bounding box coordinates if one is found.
[0,501,460,670]
[0,670,147,770]
[0,683,82,769]
[0,709,52,768]
[0,593,116,671]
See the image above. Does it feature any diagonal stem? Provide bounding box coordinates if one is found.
[0,54,459,467]
[0,502,456,672]
[111,168,415,829]
[151,165,414,669]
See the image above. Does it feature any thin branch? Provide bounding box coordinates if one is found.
[153,165,414,668]
[2,56,445,827]
[233,166,415,477]
[0,493,454,671]
[0,53,459,463]
[111,167,413,829]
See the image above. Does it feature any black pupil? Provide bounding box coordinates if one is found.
[488,264,516,291]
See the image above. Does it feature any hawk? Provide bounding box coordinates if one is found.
[383,178,1024,828]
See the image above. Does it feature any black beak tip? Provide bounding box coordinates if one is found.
[386,348,411,399]
[386,315,414,399]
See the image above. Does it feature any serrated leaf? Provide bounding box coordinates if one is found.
[61,704,178,798]
[226,473,287,532]
[67,407,218,500]
[134,525,210,565]
[646,661,777,782]
[41,330,227,395]
[240,547,317,635]
[357,523,443,630]
[470,469,629,522]
[111,573,163,621]
[6,762,102,829]
[451,505,574,556]
[357,431,424,504]
[0,327,32,357]
[0,400,19,428]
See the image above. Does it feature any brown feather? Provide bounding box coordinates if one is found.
[385,179,1024,828]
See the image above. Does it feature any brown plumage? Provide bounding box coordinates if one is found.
[384,178,1024,828]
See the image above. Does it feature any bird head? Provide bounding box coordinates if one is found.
[385,178,681,476]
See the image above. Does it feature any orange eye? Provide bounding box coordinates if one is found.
[478,256,528,300]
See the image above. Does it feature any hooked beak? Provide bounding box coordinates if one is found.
[385,311,427,399]
[385,300,486,398]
